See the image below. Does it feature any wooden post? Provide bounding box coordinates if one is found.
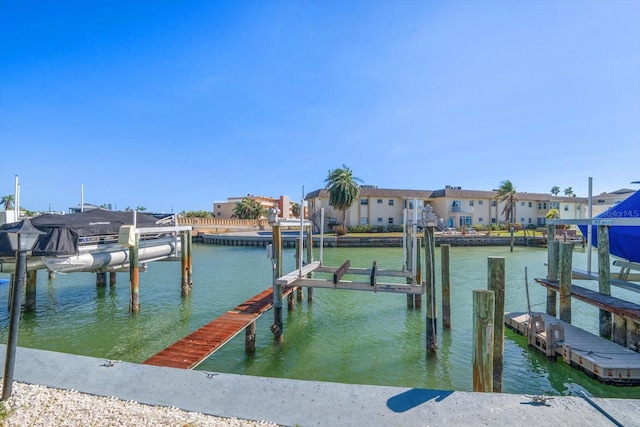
[272,224,283,342]
[612,315,627,347]
[48,270,55,280]
[295,238,302,302]
[245,321,256,352]
[441,244,451,329]
[181,231,190,296]
[509,227,514,252]
[472,289,495,392]
[597,225,612,339]
[187,229,193,288]
[424,225,437,352]
[415,237,422,309]
[306,225,314,302]
[627,320,640,352]
[559,242,573,323]
[25,270,37,312]
[96,272,107,287]
[129,232,140,313]
[109,271,116,287]
[487,257,505,393]
[546,230,559,317]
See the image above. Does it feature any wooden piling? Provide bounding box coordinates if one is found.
[597,225,612,339]
[96,272,107,287]
[487,257,505,393]
[559,242,573,323]
[25,270,37,312]
[295,238,302,302]
[415,238,422,309]
[424,226,437,352]
[245,321,256,352]
[187,229,193,288]
[628,320,640,352]
[48,270,55,280]
[306,225,314,302]
[472,289,495,392]
[509,227,514,252]
[109,271,116,287]
[546,236,559,317]
[129,232,140,313]
[272,224,283,342]
[612,315,627,347]
[441,244,451,329]
[181,231,190,296]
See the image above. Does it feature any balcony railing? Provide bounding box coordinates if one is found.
[450,206,474,213]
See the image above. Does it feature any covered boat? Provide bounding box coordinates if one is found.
[578,190,640,263]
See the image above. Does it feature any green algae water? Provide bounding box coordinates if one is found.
[1,244,639,399]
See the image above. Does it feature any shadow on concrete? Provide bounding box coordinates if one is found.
[387,388,453,413]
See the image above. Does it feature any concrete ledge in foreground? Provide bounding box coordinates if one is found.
[1,345,638,426]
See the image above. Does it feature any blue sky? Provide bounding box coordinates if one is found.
[1,0,639,213]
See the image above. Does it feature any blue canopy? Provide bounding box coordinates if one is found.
[578,190,640,263]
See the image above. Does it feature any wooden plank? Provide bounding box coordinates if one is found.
[535,279,640,323]
[144,285,296,369]
[572,268,640,293]
[333,260,351,284]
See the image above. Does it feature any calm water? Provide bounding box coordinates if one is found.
[1,244,639,398]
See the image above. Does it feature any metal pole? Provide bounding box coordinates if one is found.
[319,208,324,265]
[2,246,26,400]
[587,177,593,274]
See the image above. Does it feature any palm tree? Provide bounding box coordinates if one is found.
[563,187,574,197]
[325,165,363,226]
[1,194,15,210]
[291,202,301,218]
[495,180,518,227]
[546,208,560,219]
[232,197,266,219]
[550,186,560,196]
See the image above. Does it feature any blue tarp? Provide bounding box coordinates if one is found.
[578,190,640,263]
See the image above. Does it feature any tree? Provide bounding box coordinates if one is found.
[1,194,15,210]
[136,206,147,211]
[546,208,560,219]
[325,164,362,226]
[291,202,301,218]
[550,186,560,196]
[563,187,574,197]
[495,180,518,227]
[232,197,266,219]
[181,210,215,218]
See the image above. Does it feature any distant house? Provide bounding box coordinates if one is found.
[68,203,102,214]
[590,188,636,216]
[213,195,296,219]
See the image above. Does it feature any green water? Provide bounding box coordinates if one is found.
[1,244,639,398]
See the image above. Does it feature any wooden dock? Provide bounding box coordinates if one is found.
[505,311,640,384]
[143,286,294,369]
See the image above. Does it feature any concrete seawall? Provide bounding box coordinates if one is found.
[198,233,550,248]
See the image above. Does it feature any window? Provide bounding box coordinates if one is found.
[361,198,368,205]
[360,217,368,225]
[469,200,474,206]
[388,200,394,206]
[564,205,569,211]
[491,218,496,224]
[479,218,483,222]
[478,200,484,205]
[388,217,394,224]
[217,205,221,208]
[528,202,532,208]
[550,202,559,209]
[377,199,383,204]
[377,217,383,223]
[528,218,532,224]
[520,201,525,206]
[491,200,496,207]
[520,218,525,222]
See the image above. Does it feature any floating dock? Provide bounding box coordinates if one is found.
[505,311,640,385]
[143,285,294,369]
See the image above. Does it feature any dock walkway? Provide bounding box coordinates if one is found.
[144,286,293,369]
[505,311,640,384]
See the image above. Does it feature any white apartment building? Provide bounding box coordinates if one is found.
[305,185,588,229]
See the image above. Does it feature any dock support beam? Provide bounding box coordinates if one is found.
[109,271,116,287]
[129,232,140,313]
[25,270,37,312]
[96,272,107,287]
[245,321,256,352]
[424,226,437,353]
[272,223,283,343]
[441,244,451,329]
[306,225,314,303]
[472,289,495,392]
[559,242,573,323]
[487,257,505,393]
[181,231,190,296]
[546,225,558,317]
[597,225,612,339]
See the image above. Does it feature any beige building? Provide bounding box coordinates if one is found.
[305,185,588,230]
[589,188,636,216]
[214,195,295,219]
